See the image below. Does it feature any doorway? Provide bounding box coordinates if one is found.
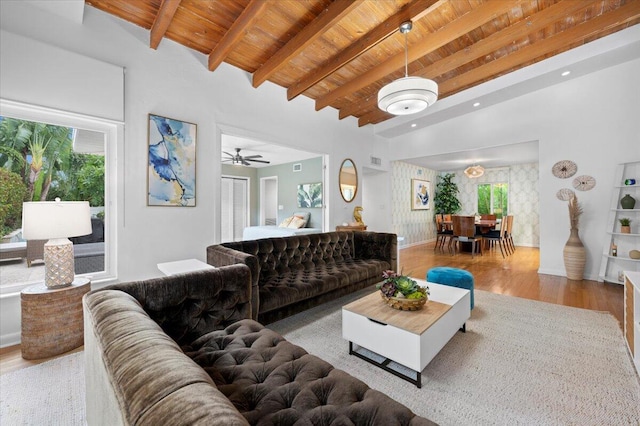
[260,176,278,225]
[220,176,249,242]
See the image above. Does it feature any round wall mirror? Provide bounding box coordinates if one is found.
[339,159,358,202]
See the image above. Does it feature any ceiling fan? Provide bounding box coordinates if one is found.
[222,148,270,166]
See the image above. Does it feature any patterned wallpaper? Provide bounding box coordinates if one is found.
[391,161,539,247]
[391,161,439,246]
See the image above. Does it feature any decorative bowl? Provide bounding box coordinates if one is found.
[380,293,427,311]
[630,250,640,260]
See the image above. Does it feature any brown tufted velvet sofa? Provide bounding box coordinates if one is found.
[83,265,435,426]
[207,231,397,324]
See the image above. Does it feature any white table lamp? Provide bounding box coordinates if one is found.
[22,198,92,288]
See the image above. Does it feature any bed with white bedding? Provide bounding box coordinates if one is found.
[242,226,322,240]
[242,211,321,240]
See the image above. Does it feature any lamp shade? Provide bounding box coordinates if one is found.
[22,199,92,240]
[378,76,438,115]
[464,165,485,179]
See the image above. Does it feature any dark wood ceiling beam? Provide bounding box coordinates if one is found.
[208,0,269,71]
[150,0,182,49]
[339,0,596,120]
[252,0,364,88]
[357,1,640,127]
[315,0,524,111]
[286,0,446,101]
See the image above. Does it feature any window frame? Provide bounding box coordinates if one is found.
[0,99,119,294]
[476,182,509,219]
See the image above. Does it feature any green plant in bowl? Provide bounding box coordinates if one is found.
[619,218,631,226]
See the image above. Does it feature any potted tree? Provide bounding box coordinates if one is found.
[619,218,632,234]
[434,173,461,214]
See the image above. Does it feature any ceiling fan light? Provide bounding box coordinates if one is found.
[378,77,438,115]
[464,165,485,178]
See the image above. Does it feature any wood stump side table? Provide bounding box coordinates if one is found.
[21,278,91,360]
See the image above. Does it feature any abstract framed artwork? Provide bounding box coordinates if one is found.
[297,182,323,208]
[148,114,196,206]
[411,178,430,210]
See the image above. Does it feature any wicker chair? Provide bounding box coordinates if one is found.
[26,239,46,267]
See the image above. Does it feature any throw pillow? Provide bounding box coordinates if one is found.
[287,216,306,229]
[291,211,310,227]
[278,216,294,228]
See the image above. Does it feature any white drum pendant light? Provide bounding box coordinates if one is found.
[378,21,438,115]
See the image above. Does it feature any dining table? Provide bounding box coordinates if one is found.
[441,218,498,253]
[442,218,498,234]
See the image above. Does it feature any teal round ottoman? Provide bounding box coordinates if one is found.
[427,267,474,309]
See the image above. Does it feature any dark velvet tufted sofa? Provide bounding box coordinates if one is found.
[207,231,397,324]
[83,266,435,426]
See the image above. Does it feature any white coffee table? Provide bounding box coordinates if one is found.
[342,280,470,388]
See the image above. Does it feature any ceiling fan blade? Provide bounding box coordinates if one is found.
[248,159,270,164]
[243,155,263,159]
[242,160,251,166]
[223,151,235,157]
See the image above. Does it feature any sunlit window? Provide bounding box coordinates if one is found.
[0,113,111,291]
[477,183,508,218]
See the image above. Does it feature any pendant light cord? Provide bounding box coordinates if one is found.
[404,29,409,78]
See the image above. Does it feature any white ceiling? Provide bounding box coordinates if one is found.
[399,140,539,171]
[221,134,321,168]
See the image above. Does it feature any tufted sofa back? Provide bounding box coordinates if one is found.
[98,265,252,346]
[220,232,354,285]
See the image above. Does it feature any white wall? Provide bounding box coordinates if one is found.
[385,58,640,280]
[0,2,379,345]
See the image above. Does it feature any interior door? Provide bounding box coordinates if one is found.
[221,176,248,242]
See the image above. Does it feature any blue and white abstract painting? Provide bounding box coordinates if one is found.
[148,114,196,206]
[411,178,430,210]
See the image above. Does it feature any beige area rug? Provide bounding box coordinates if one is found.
[0,350,85,425]
[1,289,638,425]
[269,288,640,425]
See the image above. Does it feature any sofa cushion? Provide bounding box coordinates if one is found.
[183,320,433,426]
[258,259,390,313]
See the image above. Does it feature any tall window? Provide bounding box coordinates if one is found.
[0,100,118,293]
[477,183,508,218]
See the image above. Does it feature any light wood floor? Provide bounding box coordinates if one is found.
[0,242,624,375]
[399,243,623,325]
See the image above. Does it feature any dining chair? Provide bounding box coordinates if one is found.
[483,220,509,258]
[505,215,515,254]
[480,214,497,221]
[434,214,453,252]
[450,215,483,257]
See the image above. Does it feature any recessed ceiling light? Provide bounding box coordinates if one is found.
[473,102,480,107]
[411,123,417,128]
[561,71,571,77]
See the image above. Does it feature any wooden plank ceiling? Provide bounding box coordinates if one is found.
[86,0,640,127]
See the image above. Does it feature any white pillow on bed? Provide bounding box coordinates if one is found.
[292,212,311,228]
[287,216,306,229]
[278,217,294,228]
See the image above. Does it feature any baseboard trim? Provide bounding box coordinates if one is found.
[538,268,599,281]
[399,239,436,249]
[1,331,20,348]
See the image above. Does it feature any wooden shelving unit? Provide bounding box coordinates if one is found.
[599,161,640,284]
